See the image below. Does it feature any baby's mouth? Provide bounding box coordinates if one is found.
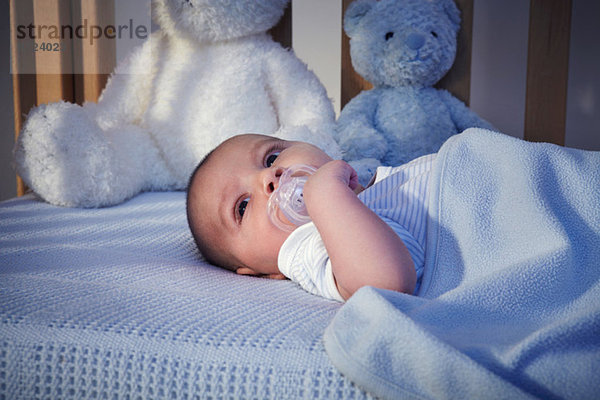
[267,164,316,231]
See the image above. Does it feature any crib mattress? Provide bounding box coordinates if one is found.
[0,192,368,399]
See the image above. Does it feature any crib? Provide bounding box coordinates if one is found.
[3,1,598,399]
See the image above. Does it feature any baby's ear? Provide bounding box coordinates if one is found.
[266,273,287,280]
[236,268,287,281]
[236,267,259,276]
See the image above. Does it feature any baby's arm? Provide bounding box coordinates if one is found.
[303,161,417,300]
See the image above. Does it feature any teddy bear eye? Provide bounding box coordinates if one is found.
[385,32,394,41]
[431,31,438,38]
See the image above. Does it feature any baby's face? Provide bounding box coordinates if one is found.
[188,134,333,277]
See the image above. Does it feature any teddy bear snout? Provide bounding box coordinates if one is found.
[405,33,425,50]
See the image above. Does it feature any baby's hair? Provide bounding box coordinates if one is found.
[186,150,212,246]
[186,146,235,270]
[186,149,214,195]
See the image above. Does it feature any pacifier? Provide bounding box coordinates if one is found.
[267,164,317,231]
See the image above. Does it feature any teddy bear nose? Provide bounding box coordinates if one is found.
[405,33,425,50]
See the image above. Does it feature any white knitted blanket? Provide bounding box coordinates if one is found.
[0,192,368,399]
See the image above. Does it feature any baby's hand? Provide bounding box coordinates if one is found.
[302,159,416,300]
[303,160,359,218]
[305,160,359,194]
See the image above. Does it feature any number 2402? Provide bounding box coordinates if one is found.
[34,42,61,52]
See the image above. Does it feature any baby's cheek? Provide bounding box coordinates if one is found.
[262,221,288,252]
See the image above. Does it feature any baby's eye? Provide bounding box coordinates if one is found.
[237,197,249,220]
[265,151,280,168]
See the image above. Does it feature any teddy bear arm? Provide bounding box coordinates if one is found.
[336,92,380,135]
[440,90,495,132]
[263,45,336,131]
[335,91,387,161]
[94,38,158,129]
[262,44,342,158]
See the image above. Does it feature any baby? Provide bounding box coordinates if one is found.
[186,134,433,301]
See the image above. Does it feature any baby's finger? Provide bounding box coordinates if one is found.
[347,166,359,191]
[326,160,359,190]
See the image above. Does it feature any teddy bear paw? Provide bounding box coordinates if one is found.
[349,158,381,186]
[339,128,388,161]
[14,101,121,207]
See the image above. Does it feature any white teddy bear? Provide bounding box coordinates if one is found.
[14,0,340,207]
[336,0,493,184]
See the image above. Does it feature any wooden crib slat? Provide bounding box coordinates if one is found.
[524,0,572,145]
[270,2,292,49]
[71,0,116,104]
[10,0,37,196]
[437,0,473,106]
[32,0,75,104]
[341,0,373,109]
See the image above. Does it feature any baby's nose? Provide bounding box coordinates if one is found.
[263,167,283,195]
[266,180,275,194]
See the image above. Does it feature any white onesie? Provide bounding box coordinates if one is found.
[278,154,435,301]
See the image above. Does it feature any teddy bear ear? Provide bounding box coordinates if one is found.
[344,0,376,37]
[439,0,461,27]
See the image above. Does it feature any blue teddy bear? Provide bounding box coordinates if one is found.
[336,0,494,184]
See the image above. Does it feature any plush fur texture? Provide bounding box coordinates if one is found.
[336,0,493,184]
[14,0,340,207]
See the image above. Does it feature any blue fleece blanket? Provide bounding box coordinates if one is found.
[324,129,600,400]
